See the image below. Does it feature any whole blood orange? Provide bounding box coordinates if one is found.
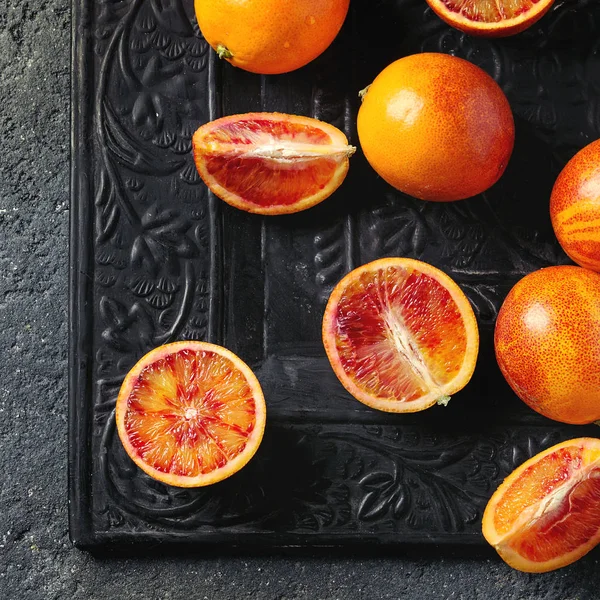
[426,0,555,38]
[192,113,356,215]
[551,139,600,272]
[483,438,600,573]
[194,0,350,74]
[495,266,600,425]
[322,258,479,413]
[116,341,266,488]
[357,53,515,202]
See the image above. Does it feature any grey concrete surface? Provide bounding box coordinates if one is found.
[1,1,600,599]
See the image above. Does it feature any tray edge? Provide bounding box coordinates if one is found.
[69,0,95,548]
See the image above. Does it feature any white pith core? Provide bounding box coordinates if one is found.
[203,141,356,162]
[184,407,198,420]
[384,309,442,395]
[499,460,600,546]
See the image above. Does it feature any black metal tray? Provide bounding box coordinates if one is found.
[70,0,600,549]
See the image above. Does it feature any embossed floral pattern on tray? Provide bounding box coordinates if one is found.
[70,0,600,548]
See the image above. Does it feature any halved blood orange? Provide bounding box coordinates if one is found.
[425,0,555,37]
[192,112,356,215]
[115,341,266,488]
[483,438,600,573]
[322,258,479,413]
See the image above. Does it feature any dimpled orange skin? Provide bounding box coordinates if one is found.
[194,0,350,75]
[357,53,515,202]
[551,139,600,272]
[495,266,600,425]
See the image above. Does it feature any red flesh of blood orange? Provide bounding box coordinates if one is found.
[483,438,600,572]
[192,112,355,215]
[116,341,266,488]
[425,0,555,37]
[322,258,479,413]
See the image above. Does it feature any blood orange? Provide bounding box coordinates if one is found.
[192,113,356,215]
[495,266,600,425]
[483,438,600,573]
[195,0,350,75]
[550,139,600,272]
[115,341,266,488]
[425,0,555,38]
[357,53,514,202]
[322,258,479,413]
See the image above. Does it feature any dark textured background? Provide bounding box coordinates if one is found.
[2,0,600,598]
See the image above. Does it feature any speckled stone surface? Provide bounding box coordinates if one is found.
[1,1,600,598]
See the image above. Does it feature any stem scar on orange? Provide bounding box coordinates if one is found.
[483,438,600,573]
[115,341,267,488]
[357,53,514,202]
[192,113,356,215]
[194,0,350,75]
[426,0,556,38]
[551,138,600,272]
[322,258,479,413]
[495,266,600,425]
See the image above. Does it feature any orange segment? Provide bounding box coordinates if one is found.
[483,438,600,573]
[492,446,584,537]
[192,113,355,215]
[116,341,266,488]
[425,0,555,37]
[440,0,541,21]
[322,258,479,413]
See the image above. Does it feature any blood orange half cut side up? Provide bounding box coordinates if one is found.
[322,258,479,413]
[115,341,266,488]
[483,438,600,573]
[192,113,356,215]
[425,0,555,37]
